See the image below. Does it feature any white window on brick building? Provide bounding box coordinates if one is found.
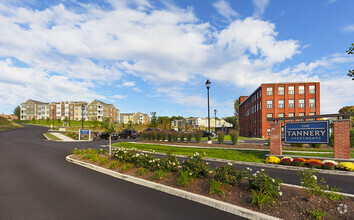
[288,112,295,121]
[288,86,294,94]
[289,99,295,108]
[299,85,305,94]
[278,86,284,95]
[267,113,273,118]
[309,85,316,94]
[299,112,305,121]
[267,100,273,109]
[267,128,270,136]
[267,87,273,96]
[309,99,316,108]
[299,99,305,108]
[278,100,284,108]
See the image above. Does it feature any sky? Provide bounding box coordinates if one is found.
[0,0,353,118]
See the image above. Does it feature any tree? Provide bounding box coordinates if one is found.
[149,112,158,129]
[346,43,354,80]
[12,105,21,120]
[234,98,240,130]
[339,106,354,126]
[223,116,236,125]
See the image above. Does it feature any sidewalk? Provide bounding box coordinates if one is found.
[50,132,75,142]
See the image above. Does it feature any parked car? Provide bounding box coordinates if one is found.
[119,129,138,139]
[201,130,216,138]
[100,132,118,140]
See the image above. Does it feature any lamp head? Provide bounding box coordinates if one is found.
[205,79,211,89]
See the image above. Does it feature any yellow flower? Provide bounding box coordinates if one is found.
[337,162,354,171]
[265,156,280,164]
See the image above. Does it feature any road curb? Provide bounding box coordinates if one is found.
[66,155,280,220]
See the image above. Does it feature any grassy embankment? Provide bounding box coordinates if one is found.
[0,117,23,131]
[112,142,354,163]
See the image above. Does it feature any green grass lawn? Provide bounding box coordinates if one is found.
[112,142,268,163]
[44,132,62,141]
[0,117,22,131]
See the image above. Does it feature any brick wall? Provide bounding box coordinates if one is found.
[333,120,350,159]
[270,123,282,155]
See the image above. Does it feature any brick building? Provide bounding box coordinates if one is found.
[239,82,320,138]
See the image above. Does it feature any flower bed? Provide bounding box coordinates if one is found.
[265,156,354,172]
[70,148,354,219]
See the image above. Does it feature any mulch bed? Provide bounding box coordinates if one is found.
[71,154,354,219]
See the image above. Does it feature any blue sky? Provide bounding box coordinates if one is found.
[0,0,353,118]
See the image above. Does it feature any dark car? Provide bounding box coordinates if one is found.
[201,130,216,138]
[100,132,118,140]
[119,129,138,139]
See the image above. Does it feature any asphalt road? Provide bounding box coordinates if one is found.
[0,125,245,220]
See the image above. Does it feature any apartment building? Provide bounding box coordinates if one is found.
[238,82,320,138]
[87,100,120,122]
[20,99,119,122]
[172,117,233,130]
[120,112,150,124]
[20,99,49,120]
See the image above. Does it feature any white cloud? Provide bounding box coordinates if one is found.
[341,24,354,32]
[213,0,239,21]
[0,1,352,116]
[112,94,127,99]
[253,0,270,18]
[120,81,136,87]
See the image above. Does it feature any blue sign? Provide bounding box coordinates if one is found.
[284,121,329,144]
[80,129,90,135]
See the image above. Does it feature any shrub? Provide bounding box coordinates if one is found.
[140,132,146,141]
[266,137,270,146]
[322,162,336,170]
[217,131,225,144]
[329,132,334,147]
[307,209,327,220]
[150,170,165,180]
[154,132,159,141]
[138,167,147,175]
[337,162,354,171]
[214,163,238,185]
[351,129,354,148]
[308,161,322,169]
[167,132,172,142]
[99,157,109,165]
[249,170,282,210]
[120,163,133,172]
[306,159,322,168]
[309,143,322,148]
[177,170,193,187]
[194,130,202,143]
[297,169,345,200]
[249,170,282,197]
[186,133,192,143]
[158,152,180,172]
[292,158,306,166]
[111,147,137,163]
[181,152,210,178]
[73,148,82,155]
[108,160,120,169]
[280,157,292,166]
[179,133,185,143]
[229,130,239,145]
[209,180,225,199]
[172,132,178,142]
[291,143,305,148]
[265,156,280,164]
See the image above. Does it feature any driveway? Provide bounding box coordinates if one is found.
[0,125,244,220]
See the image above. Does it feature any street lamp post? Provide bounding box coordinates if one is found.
[205,79,211,142]
[214,109,217,139]
[81,105,85,130]
[52,110,54,130]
